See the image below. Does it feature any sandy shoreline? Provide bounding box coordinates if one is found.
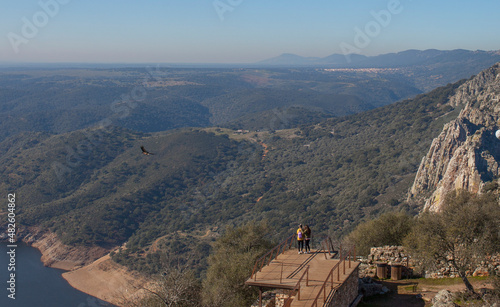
[62,254,148,306]
[21,229,147,306]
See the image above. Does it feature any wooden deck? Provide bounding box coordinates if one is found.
[246,249,360,307]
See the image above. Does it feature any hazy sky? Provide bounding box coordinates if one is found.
[1,0,500,63]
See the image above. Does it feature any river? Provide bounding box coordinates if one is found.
[0,243,112,307]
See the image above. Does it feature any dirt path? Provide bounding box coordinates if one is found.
[259,142,269,159]
[358,278,494,307]
[359,280,425,307]
[150,234,169,253]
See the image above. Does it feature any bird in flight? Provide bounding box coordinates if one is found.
[141,146,154,155]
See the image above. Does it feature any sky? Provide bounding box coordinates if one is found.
[1,0,500,64]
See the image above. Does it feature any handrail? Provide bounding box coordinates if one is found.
[283,292,295,307]
[311,245,356,307]
[295,265,310,300]
[320,236,338,258]
[320,237,331,259]
[250,233,296,280]
[250,234,357,307]
[311,261,340,307]
[282,265,310,307]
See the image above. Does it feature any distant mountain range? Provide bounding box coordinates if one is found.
[258,49,500,68]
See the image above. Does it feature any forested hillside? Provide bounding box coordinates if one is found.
[0,66,422,141]
[0,78,465,275]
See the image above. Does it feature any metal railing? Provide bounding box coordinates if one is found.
[250,233,296,280]
[282,265,310,307]
[320,236,335,259]
[310,245,356,307]
[250,234,357,307]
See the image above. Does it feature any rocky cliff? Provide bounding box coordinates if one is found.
[408,63,500,211]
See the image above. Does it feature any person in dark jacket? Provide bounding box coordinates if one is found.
[303,225,312,253]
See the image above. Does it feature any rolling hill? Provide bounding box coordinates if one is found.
[0,67,421,141]
[0,74,468,274]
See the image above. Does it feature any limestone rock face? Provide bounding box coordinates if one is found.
[408,63,500,211]
[431,290,458,307]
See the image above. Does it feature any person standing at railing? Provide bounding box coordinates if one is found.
[297,224,304,254]
[303,225,311,253]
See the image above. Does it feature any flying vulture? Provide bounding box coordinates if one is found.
[141,146,154,155]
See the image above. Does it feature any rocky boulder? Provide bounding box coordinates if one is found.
[431,290,458,307]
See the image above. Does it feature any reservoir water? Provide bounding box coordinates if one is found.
[0,243,111,307]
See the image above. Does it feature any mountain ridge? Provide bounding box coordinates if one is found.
[259,49,500,67]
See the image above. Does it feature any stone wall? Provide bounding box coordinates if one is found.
[327,264,360,307]
[360,246,413,278]
[256,265,360,307]
[251,290,289,307]
[360,246,500,279]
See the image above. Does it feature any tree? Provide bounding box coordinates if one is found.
[404,190,500,294]
[125,265,202,307]
[202,221,274,307]
[347,211,414,256]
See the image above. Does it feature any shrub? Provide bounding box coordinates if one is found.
[347,211,413,256]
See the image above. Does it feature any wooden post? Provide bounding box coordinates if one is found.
[349,250,352,268]
[280,262,283,283]
[407,257,410,278]
[259,288,262,307]
[337,264,340,281]
[343,257,346,275]
[306,267,309,286]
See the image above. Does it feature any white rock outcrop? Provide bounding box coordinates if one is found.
[408,63,500,211]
